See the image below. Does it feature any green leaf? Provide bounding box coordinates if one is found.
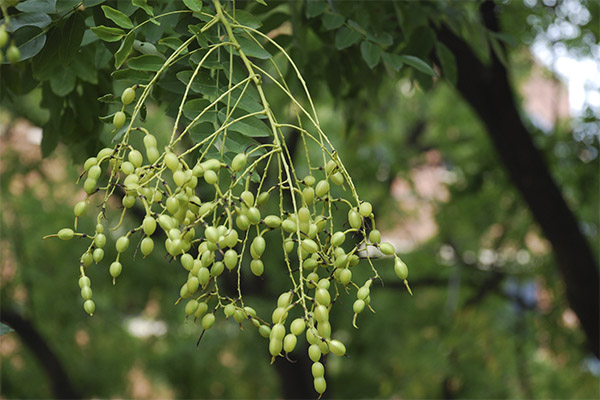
[4,12,51,31]
[111,68,151,83]
[133,40,163,57]
[183,99,218,123]
[233,10,262,29]
[190,122,215,142]
[159,37,186,52]
[381,52,403,72]
[31,26,61,80]
[398,55,436,76]
[218,110,271,137]
[15,0,56,13]
[223,131,265,155]
[115,31,135,68]
[60,12,85,65]
[255,0,267,5]
[435,42,457,85]
[101,5,134,29]
[0,323,14,336]
[97,94,120,103]
[218,86,265,115]
[236,36,271,59]
[90,25,125,42]
[50,67,76,96]
[12,25,46,61]
[132,0,154,16]
[334,27,361,50]
[72,48,98,84]
[176,70,218,96]
[183,0,202,12]
[490,31,518,47]
[321,12,345,31]
[127,54,164,71]
[360,41,382,69]
[41,120,60,156]
[305,0,327,18]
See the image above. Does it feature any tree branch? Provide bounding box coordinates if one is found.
[435,0,599,357]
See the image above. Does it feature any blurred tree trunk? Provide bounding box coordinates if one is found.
[435,0,599,358]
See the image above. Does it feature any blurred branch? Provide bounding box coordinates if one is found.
[0,307,82,399]
[434,0,600,357]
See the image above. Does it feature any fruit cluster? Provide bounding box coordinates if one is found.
[0,24,21,64]
[45,2,411,395]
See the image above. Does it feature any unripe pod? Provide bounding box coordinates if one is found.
[197,267,210,286]
[259,325,271,338]
[224,230,238,248]
[201,159,221,171]
[231,153,247,172]
[236,214,250,231]
[83,178,97,194]
[224,249,238,270]
[94,233,106,248]
[325,160,337,175]
[204,226,219,243]
[115,236,129,253]
[301,239,319,254]
[353,299,365,314]
[0,26,8,48]
[314,377,327,394]
[201,313,215,330]
[250,259,264,276]
[83,300,95,316]
[317,321,331,338]
[121,87,136,105]
[380,242,395,256]
[120,161,134,175]
[331,172,344,185]
[357,286,370,300]
[128,150,143,167]
[164,152,179,171]
[233,309,245,323]
[315,180,330,198]
[394,257,409,280]
[271,307,288,323]
[146,147,160,163]
[257,191,270,205]
[290,318,306,336]
[143,134,157,148]
[83,157,98,171]
[58,228,74,240]
[264,215,281,228]
[359,201,372,217]
[329,339,346,356]
[250,236,266,259]
[93,248,104,263]
[113,111,126,129]
[312,362,325,378]
[143,216,157,236]
[211,261,224,277]
[277,291,294,308]
[314,305,329,323]
[303,187,315,205]
[281,219,296,233]
[81,286,93,300]
[315,288,331,306]
[224,304,235,318]
[78,276,91,288]
[304,175,316,186]
[331,231,345,247]
[187,276,199,294]
[270,323,285,341]
[338,268,352,285]
[298,207,311,223]
[173,170,186,188]
[141,237,154,256]
[246,207,261,225]
[369,229,381,243]
[185,299,199,315]
[269,338,283,357]
[204,169,217,185]
[74,201,87,217]
[110,261,122,278]
[308,344,321,362]
[283,334,297,353]
[348,209,362,230]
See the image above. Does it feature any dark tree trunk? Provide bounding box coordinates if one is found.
[435,0,599,357]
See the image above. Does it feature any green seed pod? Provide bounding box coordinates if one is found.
[224,230,238,248]
[257,191,270,205]
[357,286,370,300]
[180,254,194,271]
[353,299,365,314]
[302,187,315,205]
[315,288,331,306]
[173,170,186,188]
[317,321,331,338]
[83,157,98,171]
[283,333,297,353]
[201,313,215,330]
[338,268,352,285]
[246,207,261,225]
[290,318,306,336]
[109,261,122,278]
[269,338,283,357]
[121,87,136,105]
[81,286,93,301]
[236,214,250,231]
[224,304,235,318]
[314,377,327,395]
[304,175,316,186]
[369,229,381,243]
[224,249,238,270]
[211,261,225,277]
[78,276,91,288]
[233,310,245,323]
[308,344,321,362]
[197,267,210,286]
[115,236,129,253]
[359,201,372,217]
[281,219,296,233]
[142,216,157,236]
[264,215,282,228]
[298,207,311,223]
[314,305,329,323]
[394,257,409,280]
[128,150,143,168]
[331,172,344,186]
[329,339,346,356]
[283,239,294,254]
[331,231,345,247]
[164,152,179,171]
[240,191,254,207]
[204,226,219,243]
[380,242,395,256]
[303,258,318,270]
[231,153,247,172]
[93,248,104,263]
[306,327,319,345]
[250,259,264,276]
[306,272,319,289]
[94,233,106,248]
[315,180,330,198]
[194,303,208,319]
[185,299,199,316]
[317,278,330,290]
[277,291,294,308]
[312,362,325,378]
[325,160,337,175]
[74,201,87,217]
[201,159,221,171]
[250,236,266,259]
[301,239,319,254]
[83,178,97,194]
[187,276,199,294]
[0,26,8,48]
[122,195,136,208]
[259,325,271,338]
[271,307,288,323]
[83,300,95,316]
[58,228,74,240]
[143,134,157,148]
[204,169,218,185]
[270,323,285,341]
[97,148,113,160]
[146,147,160,164]
[348,209,362,230]
[113,111,126,130]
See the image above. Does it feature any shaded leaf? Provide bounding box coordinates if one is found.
[305,0,327,18]
[101,5,133,29]
[115,31,135,68]
[360,41,382,69]
[398,55,436,76]
[321,12,345,31]
[176,70,218,96]
[31,26,61,80]
[335,27,361,50]
[190,122,215,142]
[60,12,86,64]
[381,52,403,72]
[223,131,265,155]
[90,25,125,42]
[50,67,76,96]
[236,36,271,59]
[218,110,271,137]
[435,42,456,85]
[111,68,151,83]
[183,99,218,123]
[183,0,202,12]
[132,0,154,16]
[127,54,164,71]
[5,12,52,31]
[233,10,262,29]
[12,25,46,61]
[15,0,56,13]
